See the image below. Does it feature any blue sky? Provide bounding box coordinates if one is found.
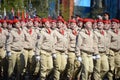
[74,0,91,7]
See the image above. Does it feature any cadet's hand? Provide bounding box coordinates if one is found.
[77,56,82,62]
[6,51,11,57]
[96,54,100,59]
[52,53,56,58]
[65,54,68,59]
[92,56,96,60]
[35,55,40,62]
[93,54,100,60]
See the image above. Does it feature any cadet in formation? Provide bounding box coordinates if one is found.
[0,15,120,80]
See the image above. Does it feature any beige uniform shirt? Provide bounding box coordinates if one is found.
[0,28,8,48]
[105,30,111,49]
[94,30,108,53]
[109,29,120,51]
[33,27,41,39]
[36,28,55,55]
[76,29,98,56]
[67,29,78,52]
[104,30,112,54]
[53,28,68,53]
[6,28,24,51]
[23,28,37,50]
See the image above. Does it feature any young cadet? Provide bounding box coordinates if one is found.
[77,18,83,32]
[6,19,24,80]
[76,18,98,80]
[103,20,114,80]
[66,19,79,80]
[93,19,109,80]
[35,18,55,80]
[0,20,8,78]
[109,19,120,79]
[53,18,68,80]
[22,19,37,76]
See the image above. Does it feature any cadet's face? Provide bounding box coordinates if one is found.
[45,21,50,28]
[67,23,71,29]
[111,22,118,29]
[15,22,20,28]
[38,22,42,27]
[85,22,92,29]
[77,21,83,27]
[97,22,104,29]
[70,22,76,29]
[28,21,33,27]
[57,21,63,28]
[51,22,56,29]
[63,24,67,29]
[8,24,12,29]
[34,21,39,27]
[21,21,26,27]
[92,23,97,29]
[3,22,7,28]
[104,23,110,30]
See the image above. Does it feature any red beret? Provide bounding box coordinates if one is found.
[103,20,111,24]
[111,19,119,23]
[1,20,7,23]
[7,20,13,24]
[51,20,57,23]
[63,21,67,25]
[69,19,76,23]
[57,16,63,20]
[20,19,26,23]
[93,20,97,23]
[78,18,83,22]
[41,18,48,24]
[83,18,94,23]
[27,18,34,22]
[13,19,19,23]
[97,19,104,23]
[57,18,64,23]
[34,18,40,22]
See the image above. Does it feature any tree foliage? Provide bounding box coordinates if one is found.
[0,0,48,17]
[0,0,70,20]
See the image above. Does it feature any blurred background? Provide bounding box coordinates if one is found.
[0,0,119,20]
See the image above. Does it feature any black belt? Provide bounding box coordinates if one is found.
[81,50,94,54]
[56,50,65,53]
[12,50,21,52]
[110,48,119,52]
[99,51,106,53]
[0,46,3,48]
[68,51,75,52]
[24,48,33,50]
[42,49,51,52]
